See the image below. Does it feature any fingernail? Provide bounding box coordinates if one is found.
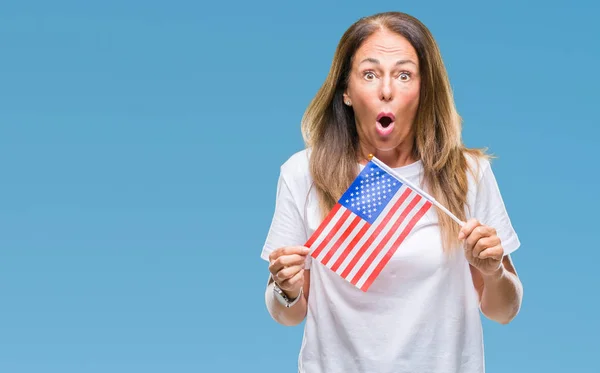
[458,232,464,240]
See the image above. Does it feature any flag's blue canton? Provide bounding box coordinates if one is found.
[339,161,403,224]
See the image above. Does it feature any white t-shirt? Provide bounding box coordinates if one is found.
[261,148,520,373]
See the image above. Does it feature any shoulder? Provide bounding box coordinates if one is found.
[278,148,313,186]
[273,148,315,209]
[462,150,494,217]
[462,151,521,254]
[280,148,310,173]
[463,151,492,186]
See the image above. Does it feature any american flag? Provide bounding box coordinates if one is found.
[305,159,432,292]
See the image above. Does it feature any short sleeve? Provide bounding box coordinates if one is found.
[472,161,521,256]
[260,171,312,269]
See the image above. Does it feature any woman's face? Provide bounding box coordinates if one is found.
[344,29,421,161]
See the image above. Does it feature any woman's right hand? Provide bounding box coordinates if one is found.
[268,246,310,298]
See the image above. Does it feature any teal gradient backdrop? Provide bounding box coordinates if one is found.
[1,1,598,372]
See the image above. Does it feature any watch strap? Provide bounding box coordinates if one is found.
[273,281,303,308]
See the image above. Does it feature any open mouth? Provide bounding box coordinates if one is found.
[375,112,396,136]
[376,112,396,128]
[378,116,393,128]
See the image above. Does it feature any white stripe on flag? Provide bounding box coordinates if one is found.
[330,188,407,276]
[313,209,357,262]
[322,219,369,269]
[309,207,347,255]
[339,185,416,280]
[354,195,428,289]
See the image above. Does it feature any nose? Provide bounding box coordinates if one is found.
[380,76,393,102]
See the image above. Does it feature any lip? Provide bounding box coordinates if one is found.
[376,121,395,136]
[377,112,396,122]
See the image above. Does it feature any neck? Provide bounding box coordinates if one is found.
[358,143,417,168]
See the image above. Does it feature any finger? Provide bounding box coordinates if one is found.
[472,235,501,258]
[269,246,310,262]
[478,245,504,260]
[269,254,307,273]
[269,254,309,276]
[458,218,480,240]
[279,270,304,291]
[465,225,495,252]
[275,264,304,282]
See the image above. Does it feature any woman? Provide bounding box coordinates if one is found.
[260,11,523,373]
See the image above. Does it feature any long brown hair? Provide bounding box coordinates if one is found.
[301,11,487,251]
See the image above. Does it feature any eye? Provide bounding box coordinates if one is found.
[363,71,376,81]
[398,72,411,81]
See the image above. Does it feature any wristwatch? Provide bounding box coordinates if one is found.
[273,281,303,308]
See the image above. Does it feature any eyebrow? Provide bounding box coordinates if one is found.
[359,57,417,66]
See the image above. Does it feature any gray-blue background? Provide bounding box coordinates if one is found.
[1,1,598,372]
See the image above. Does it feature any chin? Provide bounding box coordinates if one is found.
[372,139,402,152]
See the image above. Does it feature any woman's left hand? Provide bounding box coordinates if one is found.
[459,218,504,276]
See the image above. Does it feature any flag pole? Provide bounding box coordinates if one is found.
[367,154,465,227]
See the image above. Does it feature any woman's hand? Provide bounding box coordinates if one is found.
[459,218,504,276]
[268,246,310,298]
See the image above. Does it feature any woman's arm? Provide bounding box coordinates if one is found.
[470,255,523,324]
[265,270,311,326]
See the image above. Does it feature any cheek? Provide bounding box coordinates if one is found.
[351,86,378,106]
[399,85,420,108]
[351,91,377,119]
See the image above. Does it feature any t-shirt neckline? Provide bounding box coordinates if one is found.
[358,159,423,178]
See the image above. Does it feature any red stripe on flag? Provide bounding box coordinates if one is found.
[330,222,370,272]
[321,216,362,265]
[321,215,362,266]
[340,188,412,279]
[305,203,342,248]
[360,200,432,291]
[350,193,421,286]
[311,208,352,258]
